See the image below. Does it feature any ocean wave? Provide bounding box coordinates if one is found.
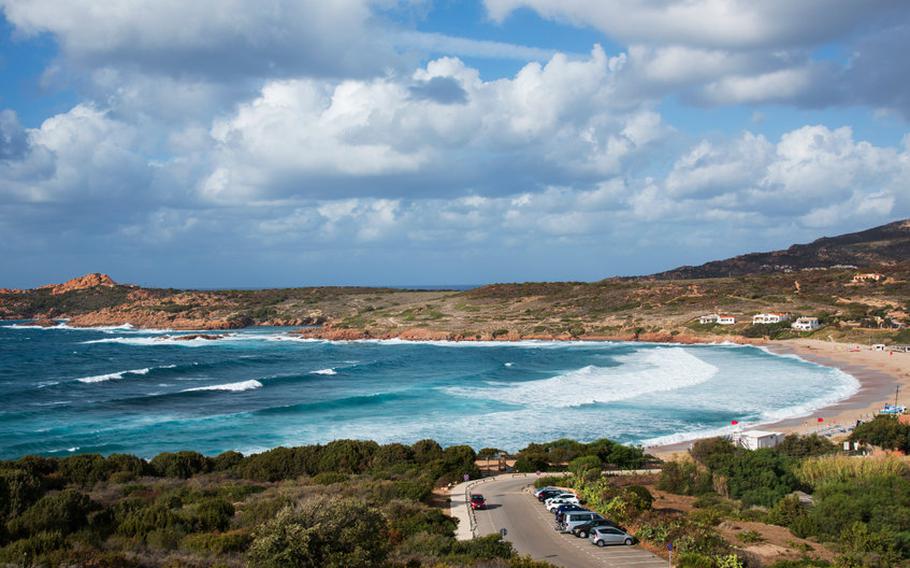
[310,368,337,375]
[442,347,718,408]
[76,364,176,383]
[759,367,860,421]
[182,380,263,392]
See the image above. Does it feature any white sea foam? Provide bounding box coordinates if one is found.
[76,364,176,383]
[443,347,718,407]
[504,362,514,367]
[182,380,263,392]
[310,368,337,375]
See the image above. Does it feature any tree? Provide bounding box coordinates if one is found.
[247,496,389,568]
[850,416,910,452]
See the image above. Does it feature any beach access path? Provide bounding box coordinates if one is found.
[450,473,666,568]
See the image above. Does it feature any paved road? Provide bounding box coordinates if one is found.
[473,476,667,568]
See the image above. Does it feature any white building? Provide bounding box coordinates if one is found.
[792,317,821,331]
[733,430,783,450]
[699,314,719,325]
[717,314,737,325]
[752,313,790,325]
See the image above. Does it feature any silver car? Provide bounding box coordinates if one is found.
[590,525,634,547]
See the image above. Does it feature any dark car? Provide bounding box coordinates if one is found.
[470,494,486,510]
[571,518,618,538]
[554,503,586,520]
[536,489,562,502]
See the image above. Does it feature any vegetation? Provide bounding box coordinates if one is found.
[655,434,910,567]
[850,415,910,453]
[0,438,521,567]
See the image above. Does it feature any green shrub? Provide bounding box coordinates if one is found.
[382,499,456,542]
[57,454,109,486]
[247,496,389,568]
[7,490,95,537]
[775,434,837,459]
[850,415,910,452]
[657,460,712,495]
[181,529,252,554]
[181,497,234,532]
[116,502,181,537]
[411,439,444,463]
[372,443,415,470]
[0,467,44,519]
[768,494,805,527]
[514,452,550,473]
[737,530,765,544]
[150,451,211,479]
[313,471,348,485]
[0,531,65,563]
[317,440,379,474]
[212,450,244,472]
[569,455,602,477]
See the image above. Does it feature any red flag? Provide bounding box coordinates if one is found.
[731,420,739,425]
[817,417,824,423]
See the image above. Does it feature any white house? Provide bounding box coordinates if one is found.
[752,313,790,325]
[733,430,783,450]
[852,273,884,283]
[792,317,821,331]
[699,314,719,325]
[717,314,737,325]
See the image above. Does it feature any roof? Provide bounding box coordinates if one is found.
[741,430,783,438]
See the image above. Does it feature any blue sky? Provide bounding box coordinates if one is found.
[0,0,908,288]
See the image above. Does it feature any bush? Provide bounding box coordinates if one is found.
[7,490,95,537]
[776,434,837,459]
[371,443,415,470]
[150,451,211,479]
[657,460,712,496]
[0,531,65,563]
[382,499,456,543]
[514,452,550,473]
[312,471,348,485]
[411,439,444,463]
[569,455,602,478]
[181,529,252,554]
[212,450,244,472]
[181,497,234,532]
[57,454,110,486]
[247,496,389,568]
[0,467,44,519]
[768,494,805,527]
[850,415,910,452]
[317,440,379,474]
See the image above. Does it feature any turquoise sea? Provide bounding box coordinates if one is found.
[0,322,859,459]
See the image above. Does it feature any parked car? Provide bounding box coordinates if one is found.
[470,494,486,510]
[571,518,617,538]
[590,526,634,547]
[558,511,603,534]
[536,489,563,502]
[546,496,579,512]
[534,486,560,497]
[543,492,576,506]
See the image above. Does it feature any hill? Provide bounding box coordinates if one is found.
[653,218,910,279]
[1,220,909,343]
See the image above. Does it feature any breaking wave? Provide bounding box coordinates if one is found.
[310,368,337,375]
[442,348,718,407]
[182,380,263,393]
[76,365,177,383]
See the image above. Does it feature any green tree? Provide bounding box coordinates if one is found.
[850,415,910,452]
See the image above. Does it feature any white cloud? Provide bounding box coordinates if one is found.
[484,0,898,50]
[198,47,663,202]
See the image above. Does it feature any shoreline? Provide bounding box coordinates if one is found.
[647,339,910,458]
[6,320,907,459]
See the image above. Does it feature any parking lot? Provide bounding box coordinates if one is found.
[470,476,667,568]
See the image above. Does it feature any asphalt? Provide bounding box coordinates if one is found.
[472,476,668,568]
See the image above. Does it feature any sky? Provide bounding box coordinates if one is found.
[1,0,909,288]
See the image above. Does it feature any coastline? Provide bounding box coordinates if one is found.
[6,320,907,459]
[648,339,910,459]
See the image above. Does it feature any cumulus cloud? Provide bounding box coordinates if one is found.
[198,47,664,202]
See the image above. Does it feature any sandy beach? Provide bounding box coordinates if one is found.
[649,339,910,459]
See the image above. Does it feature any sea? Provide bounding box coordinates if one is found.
[0,322,860,459]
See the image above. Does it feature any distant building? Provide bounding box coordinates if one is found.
[699,314,719,325]
[792,317,821,331]
[853,273,884,283]
[717,314,737,325]
[752,313,790,325]
[873,344,887,351]
[733,430,783,450]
